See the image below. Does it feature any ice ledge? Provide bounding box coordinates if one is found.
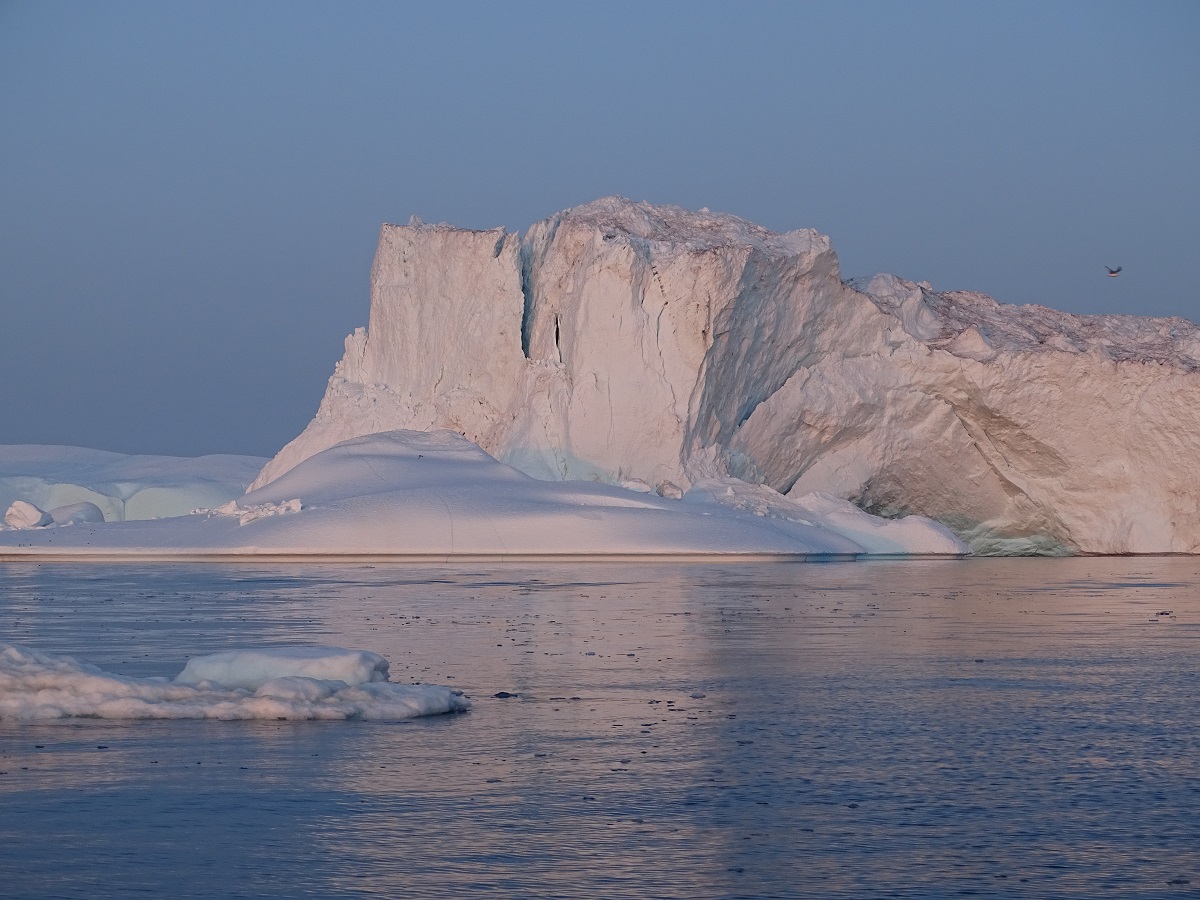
[551,196,829,256]
[385,196,831,257]
[854,273,1200,368]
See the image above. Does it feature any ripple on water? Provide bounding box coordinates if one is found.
[1,557,1198,897]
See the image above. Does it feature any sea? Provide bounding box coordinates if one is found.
[1,558,1197,898]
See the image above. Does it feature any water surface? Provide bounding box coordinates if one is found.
[1,558,1198,897]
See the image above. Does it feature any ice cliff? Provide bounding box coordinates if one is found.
[254,197,1200,555]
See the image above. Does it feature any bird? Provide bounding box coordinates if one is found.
[1105,266,1122,277]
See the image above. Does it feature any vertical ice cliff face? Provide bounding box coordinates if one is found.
[255,198,867,492]
[256,221,527,487]
[253,198,1200,555]
[507,200,866,486]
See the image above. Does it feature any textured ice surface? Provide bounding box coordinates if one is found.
[0,445,266,522]
[0,430,965,557]
[254,198,1200,554]
[0,643,468,721]
[200,497,302,525]
[48,501,106,526]
[685,481,966,555]
[3,499,107,529]
[175,646,390,689]
[4,499,51,529]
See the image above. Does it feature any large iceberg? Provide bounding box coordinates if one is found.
[253,198,1200,555]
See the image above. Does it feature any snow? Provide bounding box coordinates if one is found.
[176,646,389,690]
[250,197,1200,555]
[0,430,965,557]
[0,643,469,721]
[686,481,967,556]
[4,500,51,529]
[857,273,1200,366]
[0,445,267,523]
[200,497,302,525]
[48,501,106,526]
[3,499,106,529]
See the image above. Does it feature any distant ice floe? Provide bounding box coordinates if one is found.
[0,445,266,523]
[0,644,469,721]
[3,499,106,530]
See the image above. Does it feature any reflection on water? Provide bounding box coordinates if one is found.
[1,558,1199,897]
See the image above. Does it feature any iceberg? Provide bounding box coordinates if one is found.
[0,643,469,721]
[0,445,267,523]
[250,198,1200,555]
[2,499,106,529]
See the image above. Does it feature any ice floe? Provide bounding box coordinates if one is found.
[0,445,266,523]
[0,644,469,721]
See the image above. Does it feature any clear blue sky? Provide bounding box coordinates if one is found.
[2,1,1197,456]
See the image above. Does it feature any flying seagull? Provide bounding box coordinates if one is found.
[1106,266,1122,277]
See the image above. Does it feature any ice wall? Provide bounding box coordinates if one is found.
[253,198,1200,554]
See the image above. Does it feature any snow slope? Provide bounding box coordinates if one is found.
[254,198,1200,554]
[0,430,964,558]
[0,445,266,522]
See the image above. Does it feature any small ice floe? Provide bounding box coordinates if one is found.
[0,644,469,721]
[195,498,302,525]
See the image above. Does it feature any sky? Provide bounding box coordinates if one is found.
[2,1,1198,457]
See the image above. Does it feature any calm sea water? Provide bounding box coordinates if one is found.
[1,558,1197,898]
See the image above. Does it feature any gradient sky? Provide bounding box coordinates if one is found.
[2,1,1198,457]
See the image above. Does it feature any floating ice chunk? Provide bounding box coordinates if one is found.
[619,478,652,493]
[4,500,51,529]
[175,646,389,690]
[0,644,468,721]
[48,501,106,526]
